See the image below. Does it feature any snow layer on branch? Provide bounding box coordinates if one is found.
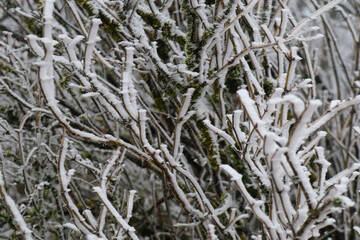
[220,165,275,230]
[84,19,101,73]
[237,89,265,136]
[0,172,33,240]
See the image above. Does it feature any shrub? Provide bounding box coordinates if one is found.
[1,0,360,239]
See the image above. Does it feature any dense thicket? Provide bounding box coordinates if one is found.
[1,0,360,239]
